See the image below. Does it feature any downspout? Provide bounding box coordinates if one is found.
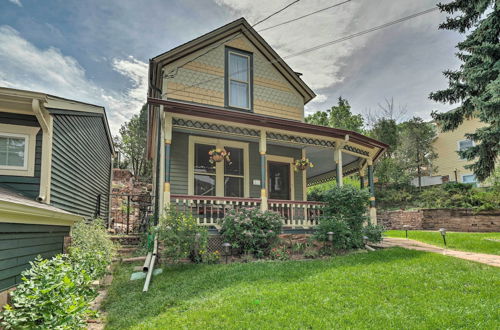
[32,98,53,203]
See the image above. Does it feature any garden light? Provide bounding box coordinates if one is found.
[403,225,410,239]
[327,232,334,242]
[222,242,231,264]
[363,236,368,245]
[439,228,447,248]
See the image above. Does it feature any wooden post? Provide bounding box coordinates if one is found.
[260,130,268,211]
[359,167,365,189]
[334,146,343,187]
[367,158,376,224]
[163,112,172,211]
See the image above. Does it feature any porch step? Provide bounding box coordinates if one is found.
[109,235,141,246]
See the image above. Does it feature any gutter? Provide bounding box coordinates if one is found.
[0,200,83,227]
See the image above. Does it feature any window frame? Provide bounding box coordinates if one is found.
[461,174,479,187]
[225,47,253,111]
[457,139,475,160]
[0,123,40,177]
[188,135,249,197]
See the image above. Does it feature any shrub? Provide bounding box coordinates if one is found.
[314,215,355,250]
[70,219,117,278]
[157,210,208,263]
[200,250,221,264]
[269,246,290,261]
[1,255,96,329]
[219,208,282,256]
[303,248,319,259]
[362,224,384,243]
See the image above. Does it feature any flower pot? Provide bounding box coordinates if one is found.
[295,164,308,171]
[211,154,224,162]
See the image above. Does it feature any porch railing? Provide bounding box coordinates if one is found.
[170,194,325,228]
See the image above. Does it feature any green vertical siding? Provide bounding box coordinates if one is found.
[0,114,42,199]
[169,132,304,200]
[0,223,69,291]
[50,113,112,218]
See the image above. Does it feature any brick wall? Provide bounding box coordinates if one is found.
[378,208,500,232]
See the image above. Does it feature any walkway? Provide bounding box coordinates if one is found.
[376,237,500,267]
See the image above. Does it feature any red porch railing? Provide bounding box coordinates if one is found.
[170,194,325,228]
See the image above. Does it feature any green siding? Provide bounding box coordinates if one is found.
[0,114,42,199]
[170,132,304,199]
[50,113,112,218]
[0,223,69,291]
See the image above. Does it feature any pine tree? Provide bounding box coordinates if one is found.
[429,0,499,181]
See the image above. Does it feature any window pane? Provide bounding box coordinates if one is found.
[224,176,243,197]
[459,140,473,151]
[463,175,476,183]
[195,174,216,196]
[229,53,248,81]
[195,144,215,173]
[224,147,243,175]
[229,81,249,108]
[0,136,25,167]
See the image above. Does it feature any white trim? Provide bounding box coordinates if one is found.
[228,51,251,110]
[0,199,82,226]
[188,135,250,197]
[0,123,40,176]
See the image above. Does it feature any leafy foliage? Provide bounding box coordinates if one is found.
[219,208,283,256]
[70,219,117,278]
[314,186,373,249]
[157,210,208,263]
[269,246,291,261]
[114,104,151,180]
[362,224,384,243]
[1,255,96,329]
[430,0,499,181]
[369,118,399,158]
[305,97,365,133]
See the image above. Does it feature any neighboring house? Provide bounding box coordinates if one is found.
[146,18,387,228]
[0,87,114,295]
[411,116,486,187]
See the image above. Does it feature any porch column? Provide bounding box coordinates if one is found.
[367,158,377,224]
[163,112,172,210]
[260,130,268,211]
[334,146,343,187]
[359,167,365,189]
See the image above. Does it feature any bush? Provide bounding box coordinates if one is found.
[70,219,117,278]
[219,208,282,256]
[269,246,290,261]
[1,255,96,329]
[314,215,355,250]
[362,224,384,243]
[157,210,208,263]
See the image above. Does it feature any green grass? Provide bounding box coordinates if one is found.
[385,230,500,255]
[103,248,500,329]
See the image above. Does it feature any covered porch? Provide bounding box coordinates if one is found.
[148,98,386,228]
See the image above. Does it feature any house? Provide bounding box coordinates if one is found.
[411,116,486,187]
[0,87,114,296]
[146,18,387,228]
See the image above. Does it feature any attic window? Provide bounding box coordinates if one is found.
[225,48,252,110]
[0,123,40,177]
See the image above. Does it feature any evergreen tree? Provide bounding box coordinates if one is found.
[306,97,365,133]
[429,0,499,181]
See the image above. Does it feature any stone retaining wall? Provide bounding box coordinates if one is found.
[378,208,500,232]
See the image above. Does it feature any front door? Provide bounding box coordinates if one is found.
[268,162,290,200]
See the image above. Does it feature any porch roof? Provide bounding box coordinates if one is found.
[148,97,388,160]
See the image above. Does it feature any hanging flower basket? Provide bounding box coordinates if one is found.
[209,148,232,165]
[294,158,314,171]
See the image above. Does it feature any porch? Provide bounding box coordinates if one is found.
[148,98,386,225]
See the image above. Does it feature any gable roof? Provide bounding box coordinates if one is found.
[150,17,316,104]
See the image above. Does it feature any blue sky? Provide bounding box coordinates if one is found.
[0,0,463,133]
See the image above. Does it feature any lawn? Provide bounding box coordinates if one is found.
[385,230,500,255]
[103,248,500,329]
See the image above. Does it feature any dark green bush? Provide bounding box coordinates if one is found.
[314,215,353,250]
[219,208,282,256]
[157,210,208,263]
[362,224,384,243]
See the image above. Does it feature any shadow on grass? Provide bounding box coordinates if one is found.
[102,248,427,329]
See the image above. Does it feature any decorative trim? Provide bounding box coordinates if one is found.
[173,118,259,137]
[266,132,335,148]
[344,144,370,157]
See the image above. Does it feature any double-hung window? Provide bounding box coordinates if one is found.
[0,124,39,177]
[226,48,252,110]
[458,139,474,160]
[189,136,248,197]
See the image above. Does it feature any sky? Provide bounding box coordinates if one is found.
[0,0,464,134]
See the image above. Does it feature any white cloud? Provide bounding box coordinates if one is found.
[215,0,445,92]
[0,26,147,134]
[309,94,327,104]
[7,0,22,7]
